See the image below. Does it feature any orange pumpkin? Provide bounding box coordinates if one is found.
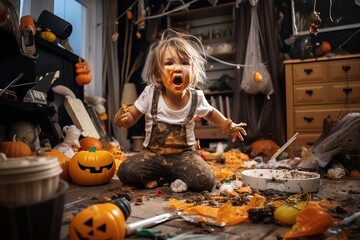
[69,202,127,240]
[0,135,32,157]
[32,145,71,181]
[75,58,92,86]
[79,137,103,151]
[314,41,332,57]
[75,73,92,85]
[69,146,115,185]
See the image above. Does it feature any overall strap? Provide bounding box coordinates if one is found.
[184,89,198,124]
[151,86,161,125]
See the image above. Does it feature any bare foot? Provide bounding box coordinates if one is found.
[144,180,158,189]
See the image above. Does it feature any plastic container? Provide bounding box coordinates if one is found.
[0,156,62,204]
[0,180,68,240]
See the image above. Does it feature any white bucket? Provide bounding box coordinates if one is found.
[0,156,62,204]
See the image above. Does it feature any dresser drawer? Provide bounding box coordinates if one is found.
[294,108,335,130]
[293,105,360,130]
[328,59,360,81]
[294,82,360,105]
[294,85,326,105]
[329,82,360,103]
[295,133,321,148]
[293,62,325,83]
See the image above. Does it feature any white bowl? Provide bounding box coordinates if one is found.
[241,169,320,193]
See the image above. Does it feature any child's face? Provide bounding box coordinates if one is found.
[161,46,192,95]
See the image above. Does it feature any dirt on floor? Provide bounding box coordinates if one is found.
[62,155,360,240]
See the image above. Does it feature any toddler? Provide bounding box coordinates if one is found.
[115,29,247,192]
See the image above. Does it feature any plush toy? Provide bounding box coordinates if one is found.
[54,125,82,158]
[85,95,108,120]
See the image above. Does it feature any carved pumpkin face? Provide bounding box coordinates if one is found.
[69,146,116,185]
[69,203,126,240]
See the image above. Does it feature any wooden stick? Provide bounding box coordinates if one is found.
[270,132,299,160]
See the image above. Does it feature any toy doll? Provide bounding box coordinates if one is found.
[114,29,247,192]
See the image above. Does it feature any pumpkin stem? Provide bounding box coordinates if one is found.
[89,146,97,152]
[36,146,52,156]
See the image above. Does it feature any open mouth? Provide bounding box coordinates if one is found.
[173,76,183,86]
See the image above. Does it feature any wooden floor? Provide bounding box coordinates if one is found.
[60,166,360,240]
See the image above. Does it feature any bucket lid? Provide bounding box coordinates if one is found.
[0,156,62,184]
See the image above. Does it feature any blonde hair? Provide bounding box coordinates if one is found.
[145,28,207,88]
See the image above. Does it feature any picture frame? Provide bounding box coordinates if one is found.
[291,0,360,35]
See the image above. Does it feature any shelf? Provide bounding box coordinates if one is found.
[194,126,229,140]
[202,36,235,45]
[203,90,233,96]
[0,99,51,113]
[35,36,80,63]
[168,3,234,22]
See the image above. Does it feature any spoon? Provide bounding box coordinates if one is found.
[175,211,226,228]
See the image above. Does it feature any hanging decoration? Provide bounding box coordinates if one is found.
[75,58,92,86]
[309,10,321,35]
[240,0,274,96]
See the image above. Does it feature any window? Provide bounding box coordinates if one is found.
[19,0,103,96]
[54,0,87,58]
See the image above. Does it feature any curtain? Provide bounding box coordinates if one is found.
[230,0,286,147]
[102,0,122,143]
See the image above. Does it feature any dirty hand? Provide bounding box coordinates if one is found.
[221,119,247,142]
[114,104,130,128]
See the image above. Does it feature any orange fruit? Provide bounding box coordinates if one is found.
[254,71,263,82]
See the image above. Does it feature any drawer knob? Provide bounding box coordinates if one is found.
[305,89,313,96]
[342,65,351,72]
[304,68,313,75]
[303,116,314,123]
[343,87,352,94]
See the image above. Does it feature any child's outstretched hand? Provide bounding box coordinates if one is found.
[114,104,130,128]
[221,119,247,142]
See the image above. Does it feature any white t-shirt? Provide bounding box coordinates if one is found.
[134,85,213,147]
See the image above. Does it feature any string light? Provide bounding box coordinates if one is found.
[206,54,267,70]
[115,0,199,22]
[114,0,268,69]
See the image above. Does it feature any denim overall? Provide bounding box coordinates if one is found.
[117,87,216,192]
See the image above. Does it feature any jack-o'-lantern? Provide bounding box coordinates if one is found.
[69,146,115,185]
[69,202,127,240]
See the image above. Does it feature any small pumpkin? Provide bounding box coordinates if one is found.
[69,202,127,240]
[40,31,57,42]
[32,144,71,181]
[0,135,32,157]
[69,146,115,185]
[75,58,92,86]
[79,137,103,151]
[106,142,124,173]
[314,41,332,57]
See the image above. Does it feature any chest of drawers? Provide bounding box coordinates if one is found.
[284,54,360,157]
